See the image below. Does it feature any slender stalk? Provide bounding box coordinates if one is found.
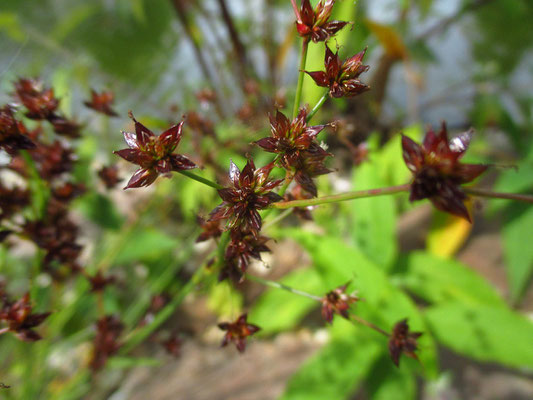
[349,315,390,337]
[263,208,293,230]
[307,91,329,121]
[177,170,224,190]
[463,187,533,204]
[292,38,310,119]
[290,0,301,21]
[247,274,322,301]
[271,184,411,209]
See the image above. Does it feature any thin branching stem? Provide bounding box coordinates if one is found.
[177,170,224,190]
[463,187,533,204]
[247,274,322,301]
[292,38,310,119]
[307,91,329,121]
[271,184,411,209]
[290,0,301,21]
[349,315,390,337]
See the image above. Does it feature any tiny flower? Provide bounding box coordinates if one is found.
[84,89,118,117]
[321,283,359,324]
[114,112,196,189]
[305,46,370,98]
[209,160,283,234]
[0,292,51,342]
[220,230,271,283]
[97,164,122,189]
[86,270,116,293]
[296,0,348,43]
[402,123,488,222]
[218,313,260,353]
[51,182,86,203]
[48,115,82,139]
[161,333,182,357]
[0,105,35,153]
[90,315,124,371]
[14,78,59,120]
[388,319,422,367]
[196,216,223,243]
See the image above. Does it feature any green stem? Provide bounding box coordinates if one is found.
[292,38,310,119]
[307,91,329,121]
[463,187,533,204]
[177,170,224,190]
[271,184,411,209]
[349,315,390,337]
[263,208,293,230]
[247,274,322,301]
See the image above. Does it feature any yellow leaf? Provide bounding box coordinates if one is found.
[427,201,473,257]
[365,19,408,60]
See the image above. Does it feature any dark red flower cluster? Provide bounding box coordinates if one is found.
[14,78,81,138]
[0,105,35,154]
[84,90,118,117]
[295,0,348,43]
[0,292,51,342]
[255,109,331,196]
[388,319,422,367]
[320,283,359,324]
[306,46,370,98]
[218,313,260,353]
[209,160,282,233]
[402,123,488,221]
[86,270,116,293]
[0,182,30,223]
[89,315,124,371]
[114,112,196,189]
[97,165,122,189]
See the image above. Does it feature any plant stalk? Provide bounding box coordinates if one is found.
[177,170,224,190]
[271,184,411,209]
[247,274,322,301]
[307,91,329,121]
[292,38,310,119]
[463,187,533,204]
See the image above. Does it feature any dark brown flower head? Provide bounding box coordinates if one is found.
[0,105,35,153]
[84,90,118,117]
[218,313,260,353]
[196,216,223,243]
[51,182,86,203]
[321,283,359,324]
[48,115,82,139]
[14,78,59,120]
[161,333,182,357]
[296,0,348,43]
[388,319,422,367]
[114,112,196,189]
[256,109,328,168]
[0,182,30,222]
[0,292,51,342]
[306,46,370,98]
[86,270,116,293]
[402,123,488,222]
[209,160,283,234]
[98,164,122,189]
[293,152,332,197]
[26,140,76,180]
[220,229,271,283]
[90,315,124,371]
[23,202,82,279]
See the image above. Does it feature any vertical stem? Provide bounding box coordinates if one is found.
[292,38,309,119]
[307,91,329,121]
[290,0,301,21]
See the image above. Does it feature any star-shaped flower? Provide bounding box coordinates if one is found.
[0,105,35,154]
[0,292,51,342]
[84,89,118,117]
[388,319,422,367]
[114,112,196,189]
[305,45,370,98]
[401,123,488,221]
[14,78,59,120]
[218,313,260,353]
[296,0,348,43]
[209,160,283,234]
[321,283,359,324]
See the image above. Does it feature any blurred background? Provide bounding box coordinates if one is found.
[1,0,533,399]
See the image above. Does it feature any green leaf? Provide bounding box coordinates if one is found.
[398,251,506,308]
[108,356,161,369]
[281,321,382,400]
[502,204,533,303]
[351,161,398,270]
[425,303,533,370]
[75,192,124,230]
[114,228,178,264]
[249,268,325,334]
[367,356,416,400]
